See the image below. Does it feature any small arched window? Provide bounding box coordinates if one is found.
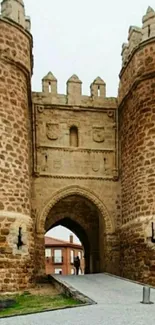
[49,82,52,93]
[98,86,100,97]
[70,126,78,147]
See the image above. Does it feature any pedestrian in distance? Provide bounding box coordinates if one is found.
[74,256,80,275]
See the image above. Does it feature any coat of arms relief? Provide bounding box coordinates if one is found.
[92,126,105,143]
[46,123,59,140]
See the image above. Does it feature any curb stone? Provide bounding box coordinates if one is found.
[51,275,97,305]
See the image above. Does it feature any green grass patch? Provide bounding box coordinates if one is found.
[0,293,82,318]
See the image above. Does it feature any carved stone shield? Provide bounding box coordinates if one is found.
[92,160,100,172]
[93,127,104,143]
[46,123,59,140]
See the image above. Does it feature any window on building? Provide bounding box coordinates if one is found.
[49,82,52,93]
[70,250,74,264]
[54,249,62,263]
[98,86,100,97]
[45,248,51,258]
[54,268,62,274]
[78,251,82,260]
[70,126,78,147]
[71,268,75,275]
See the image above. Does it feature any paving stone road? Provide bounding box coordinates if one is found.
[1,274,155,325]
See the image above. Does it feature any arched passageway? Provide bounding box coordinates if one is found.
[45,194,100,274]
[35,186,116,278]
[49,219,90,274]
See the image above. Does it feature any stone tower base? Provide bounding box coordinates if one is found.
[0,212,34,292]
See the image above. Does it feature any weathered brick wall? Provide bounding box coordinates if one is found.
[0,18,34,291]
[119,40,155,284]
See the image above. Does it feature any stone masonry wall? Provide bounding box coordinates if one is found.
[33,178,121,277]
[119,39,155,284]
[0,18,34,291]
[32,85,121,277]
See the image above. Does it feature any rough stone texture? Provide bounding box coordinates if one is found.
[0,15,34,291]
[119,30,155,283]
[32,84,120,278]
[2,2,155,292]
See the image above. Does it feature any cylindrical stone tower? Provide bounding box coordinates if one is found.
[0,0,34,291]
[118,7,155,285]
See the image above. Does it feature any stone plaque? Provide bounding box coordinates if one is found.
[46,123,59,140]
[92,127,104,143]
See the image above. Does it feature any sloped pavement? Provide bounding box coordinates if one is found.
[1,274,155,325]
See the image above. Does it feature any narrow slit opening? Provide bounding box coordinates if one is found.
[49,82,52,93]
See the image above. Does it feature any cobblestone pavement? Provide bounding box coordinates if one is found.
[1,274,155,325]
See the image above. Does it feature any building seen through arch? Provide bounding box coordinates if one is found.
[45,232,85,275]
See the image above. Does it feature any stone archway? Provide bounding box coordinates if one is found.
[36,185,114,234]
[35,185,115,277]
[50,218,91,274]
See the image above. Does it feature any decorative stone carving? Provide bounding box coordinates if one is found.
[107,111,114,118]
[46,123,59,140]
[92,160,100,172]
[92,126,104,143]
[91,153,100,172]
[37,105,44,113]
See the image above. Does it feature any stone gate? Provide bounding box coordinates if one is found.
[1,1,155,292]
[32,74,120,279]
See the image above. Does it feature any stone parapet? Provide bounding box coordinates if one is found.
[119,38,155,104]
[120,7,155,91]
[33,73,117,108]
[0,17,33,74]
[1,0,31,31]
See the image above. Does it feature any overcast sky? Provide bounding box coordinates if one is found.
[23,0,154,242]
[24,0,155,97]
[11,1,155,242]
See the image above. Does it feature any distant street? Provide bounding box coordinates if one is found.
[1,274,155,325]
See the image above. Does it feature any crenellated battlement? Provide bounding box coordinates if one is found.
[1,0,155,292]
[33,72,116,109]
[121,6,155,67]
[0,0,31,31]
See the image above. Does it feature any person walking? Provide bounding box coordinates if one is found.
[74,256,80,275]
